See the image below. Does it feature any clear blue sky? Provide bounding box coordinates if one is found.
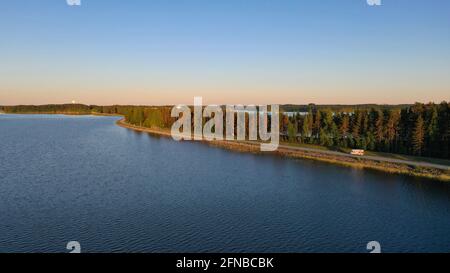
[1,0,449,105]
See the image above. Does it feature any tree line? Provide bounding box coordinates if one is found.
[281,102,449,159]
[1,102,448,159]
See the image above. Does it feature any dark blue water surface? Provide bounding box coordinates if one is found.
[0,114,449,253]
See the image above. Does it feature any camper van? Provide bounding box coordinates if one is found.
[351,149,365,156]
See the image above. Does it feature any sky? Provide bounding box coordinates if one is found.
[0,0,449,105]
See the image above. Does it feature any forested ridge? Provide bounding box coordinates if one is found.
[2,102,449,159]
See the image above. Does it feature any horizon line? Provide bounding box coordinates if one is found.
[2,101,448,107]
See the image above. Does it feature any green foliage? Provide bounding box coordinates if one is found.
[287,122,296,143]
[412,115,425,156]
[280,102,449,159]
[2,101,449,159]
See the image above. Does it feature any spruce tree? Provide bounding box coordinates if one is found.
[412,115,425,156]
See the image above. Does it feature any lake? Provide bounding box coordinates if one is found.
[0,114,449,253]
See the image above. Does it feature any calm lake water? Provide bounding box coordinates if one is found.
[0,114,449,253]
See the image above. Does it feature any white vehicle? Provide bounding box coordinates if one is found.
[351,149,365,156]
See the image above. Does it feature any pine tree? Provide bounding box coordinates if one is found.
[340,114,349,136]
[301,114,312,142]
[412,115,425,156]
[314,110,322,141]
[426,106,438,156]
[339,114,350,147]
[385,110,400,152]
[319,128,327,146]
[287,122,296,143]
[375,110,384,144]
[350,111,362,148]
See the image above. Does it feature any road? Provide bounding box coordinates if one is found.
[117,119,450,172]
[242,141,450,171]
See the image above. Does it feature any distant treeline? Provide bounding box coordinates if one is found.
[1,102,449,159]
[0,104,95,114]
[281,104,411,113]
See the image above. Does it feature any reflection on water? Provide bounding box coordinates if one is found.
[0,114,450,253]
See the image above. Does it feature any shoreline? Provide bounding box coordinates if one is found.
[116,119,450,182]
[3,113,449,181]
[0,112,122,117]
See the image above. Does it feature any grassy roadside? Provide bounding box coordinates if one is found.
[280,142,450,166]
